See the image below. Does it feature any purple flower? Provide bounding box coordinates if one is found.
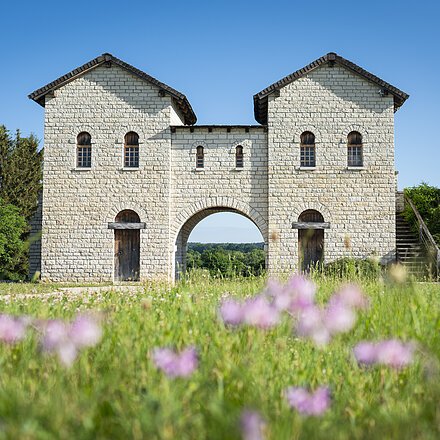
[240,410,266,440]
[353,341,377,365]
[69,315,102,348]
[0,314,28,344]
[375,339,414,369]
[152,346,198,378]
[329,284,368,310]
[40,315,102,367]
[285,386,331,416]
[324,303,356,335]
[220,299,244,326]
[266,276,316,313]
[296,305,330,346]
[354,339,415,369]
[243,296,280,329]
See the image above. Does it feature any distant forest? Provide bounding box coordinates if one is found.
[187,242,265,277]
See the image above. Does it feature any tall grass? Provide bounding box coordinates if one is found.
[0,277,438,439]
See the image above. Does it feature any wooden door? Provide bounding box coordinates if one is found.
[299,228,324,272]
[114,229,140,281]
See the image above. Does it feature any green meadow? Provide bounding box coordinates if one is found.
[0,276,439,439]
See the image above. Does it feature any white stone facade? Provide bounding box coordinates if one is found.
[29,53,408,282]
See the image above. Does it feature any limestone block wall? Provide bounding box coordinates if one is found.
[41,64,181,281]
[266,63,396,274]
[169,127,268,278]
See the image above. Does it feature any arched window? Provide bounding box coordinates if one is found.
[124,132,139,168]
[196,146,204,169]
[77,132,92,168]
[235,145,244,168]
[300,132,315,167]
[347,131,363,167]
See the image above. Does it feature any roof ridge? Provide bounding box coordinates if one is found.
[28,53,197,125]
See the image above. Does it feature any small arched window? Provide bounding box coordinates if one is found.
[300,132,315,167]
[347,131,363,167]
[196,146,204,169]
[235,145,244,168]
[77,132,92,168]
[124,132,139,168]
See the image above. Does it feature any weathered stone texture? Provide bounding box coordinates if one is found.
[267,64,396,273]
[36,59,400,282]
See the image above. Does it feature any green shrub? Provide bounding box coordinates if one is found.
[322,257,381,280]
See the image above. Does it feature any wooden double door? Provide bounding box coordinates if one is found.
[114,210,141,281]
[299,228,324,272]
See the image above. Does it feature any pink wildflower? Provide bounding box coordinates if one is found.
[0,314,28,344]
[353,341,377,365]
[296,305,330,346]
[354,339,415,369]
[220,299,244,326]
[152,346,198,378]
[324,303,356,335]
[243,296,280,329]
[240,410,266,440]
[329,284,368,310]
[375,339,415,368]
[69,314,102,348]
[285,386,331,416]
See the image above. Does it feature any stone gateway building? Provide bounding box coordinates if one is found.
[29,52,408,282]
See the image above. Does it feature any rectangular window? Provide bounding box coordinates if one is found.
[77,146,91,168]
[124,146,139,168]
[348,146,363,167]
[300,146,315,167]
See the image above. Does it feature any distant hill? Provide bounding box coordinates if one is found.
[188,242,264,253]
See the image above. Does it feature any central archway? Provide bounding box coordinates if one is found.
[172,200,268,281]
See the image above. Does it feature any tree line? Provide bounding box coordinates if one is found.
[0,125,42,280]
[187,242,266,277]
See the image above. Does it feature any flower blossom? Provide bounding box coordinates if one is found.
[41,314,102,367]
[354,339,415,369]
[240,410,266,440]
[0,314,29,344]
[285,386,331,416]
[152,346,198,378]
[219,298,245,326]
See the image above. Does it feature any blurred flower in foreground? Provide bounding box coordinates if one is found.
[220,298,245,326]
[0,314,29,344]
[388,263,408,284]
[240,410,266,440]
[152,346,198,378]
[219,296,279,329]
[41,314,102,367]
[285,386,331,416]
[354,339,415,369]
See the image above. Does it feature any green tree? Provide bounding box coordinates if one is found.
[0,198,27,280]
[0,126,43,221]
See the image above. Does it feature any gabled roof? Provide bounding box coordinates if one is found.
[253,52,409,125]
[29,53,197,125]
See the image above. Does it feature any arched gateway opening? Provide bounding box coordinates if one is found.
[113,210,141,281]
[173,207,267,280]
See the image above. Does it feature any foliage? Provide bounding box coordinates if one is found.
[404,183,440,245]
[0,198,27,280]
[0,278,438,438]
[187,243,265,277]
[0,125,42,221]
[322,257,382,280]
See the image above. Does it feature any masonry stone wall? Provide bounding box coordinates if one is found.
[169,127,268,277]
[29,192,42,278]
[41,64,179,281]
[36,58,400,282]
[266,64,396,274]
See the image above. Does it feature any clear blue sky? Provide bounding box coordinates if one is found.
[1,0,438,243]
